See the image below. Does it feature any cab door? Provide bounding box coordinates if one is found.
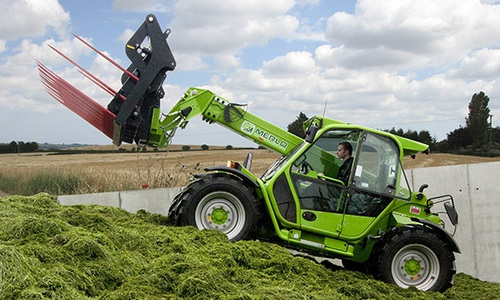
[340,132,402,238]
[288,129,360,238]
[288,130,404,239]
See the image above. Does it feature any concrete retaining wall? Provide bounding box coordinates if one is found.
[57,162,500,283]
[408,162,500,283]
[58,187,181,216]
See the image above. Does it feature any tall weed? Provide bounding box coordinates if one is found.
[0,162,195,195]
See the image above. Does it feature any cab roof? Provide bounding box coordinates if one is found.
[309,116,430,157]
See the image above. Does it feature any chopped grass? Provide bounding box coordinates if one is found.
[0,193,498,299]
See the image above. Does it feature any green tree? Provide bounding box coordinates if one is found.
[287,112,308,138]
[466,91,490,148]
[24,142,39,152]
[417,130,436,145]
[387,128,435,145]
[201,144,209,151]
[387,127,404,136]
[493,127,500,146]
[447,126,472,150]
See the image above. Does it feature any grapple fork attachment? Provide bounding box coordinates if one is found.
[107,14,176,146]
[39,14,176,147]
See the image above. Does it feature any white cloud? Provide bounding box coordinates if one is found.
[450,48,500,80]
[207,35,497,141]
[262,51,316,76]
[325,0,500,69]
[297,0,321,6]
[314,44,423,70]
[0,40,6,53]
[213,54,242,70]
[168,0,299,60]
[112,0,173,13]
[116,28,135,45]
[0,0,70,40]
[173,53,208,71]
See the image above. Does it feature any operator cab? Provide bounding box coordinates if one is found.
[270,126,412,237]
[295,128,410,213]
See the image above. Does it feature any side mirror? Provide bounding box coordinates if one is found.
[243,152,253,170]
[444,202,459,226]
[416,184,429,200]
[305,124,318,143]
[418,184,429,193]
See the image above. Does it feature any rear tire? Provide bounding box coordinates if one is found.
[168,174,262,241]
[374,226,456,292]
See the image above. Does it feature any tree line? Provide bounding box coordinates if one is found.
[3,91,495,156]
[288,91,497,155]
[0,141,39,153]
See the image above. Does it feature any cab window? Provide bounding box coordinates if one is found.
[353,132,400,195]
[346,132,410,216]
[290,129,360,213]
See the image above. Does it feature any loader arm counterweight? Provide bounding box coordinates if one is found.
[149,87,302,154]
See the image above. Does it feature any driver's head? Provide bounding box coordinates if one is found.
[337,142,352,160]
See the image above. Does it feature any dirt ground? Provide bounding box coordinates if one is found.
[402,152,500,169]
[0,148,280,177]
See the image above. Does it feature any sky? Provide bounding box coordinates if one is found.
[1,0,500,148]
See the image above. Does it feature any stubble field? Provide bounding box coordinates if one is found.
[1,145,500,195]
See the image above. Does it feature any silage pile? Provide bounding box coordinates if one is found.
[0,194,498,299]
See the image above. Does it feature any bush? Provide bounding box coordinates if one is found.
[182,145,190,151]
[201,144,209,151]
[226,145,233,150]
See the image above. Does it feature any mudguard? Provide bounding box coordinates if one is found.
[411,217,461,253]
[204,166,259,188]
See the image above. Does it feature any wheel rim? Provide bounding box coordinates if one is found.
[195,191,246,240]
[391,244,440,290]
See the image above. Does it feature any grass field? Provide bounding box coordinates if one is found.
[1,145,500,195]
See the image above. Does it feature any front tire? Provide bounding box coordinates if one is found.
[374,227,456,292]
[168,174,262,241]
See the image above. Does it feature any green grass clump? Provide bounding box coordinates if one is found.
[0,194,498,299]
[0,170,84,196]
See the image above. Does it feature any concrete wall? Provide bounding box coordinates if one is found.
[407,161,500,283]
[57,162,500,283]
[58,187,181,216]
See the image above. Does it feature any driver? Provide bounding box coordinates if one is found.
[336,141,353,184]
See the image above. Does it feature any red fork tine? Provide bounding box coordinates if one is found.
[72,33,140,82]
[37,61,115,139]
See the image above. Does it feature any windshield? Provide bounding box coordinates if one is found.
[261,142,305,181]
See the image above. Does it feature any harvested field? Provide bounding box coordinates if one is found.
[0,148,279,178]
[1,146,499,195]
[1,148,499,176]
[402,152,500,169]
[0,148,279,194]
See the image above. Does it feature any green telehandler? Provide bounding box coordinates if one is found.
[39,14,460,292]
